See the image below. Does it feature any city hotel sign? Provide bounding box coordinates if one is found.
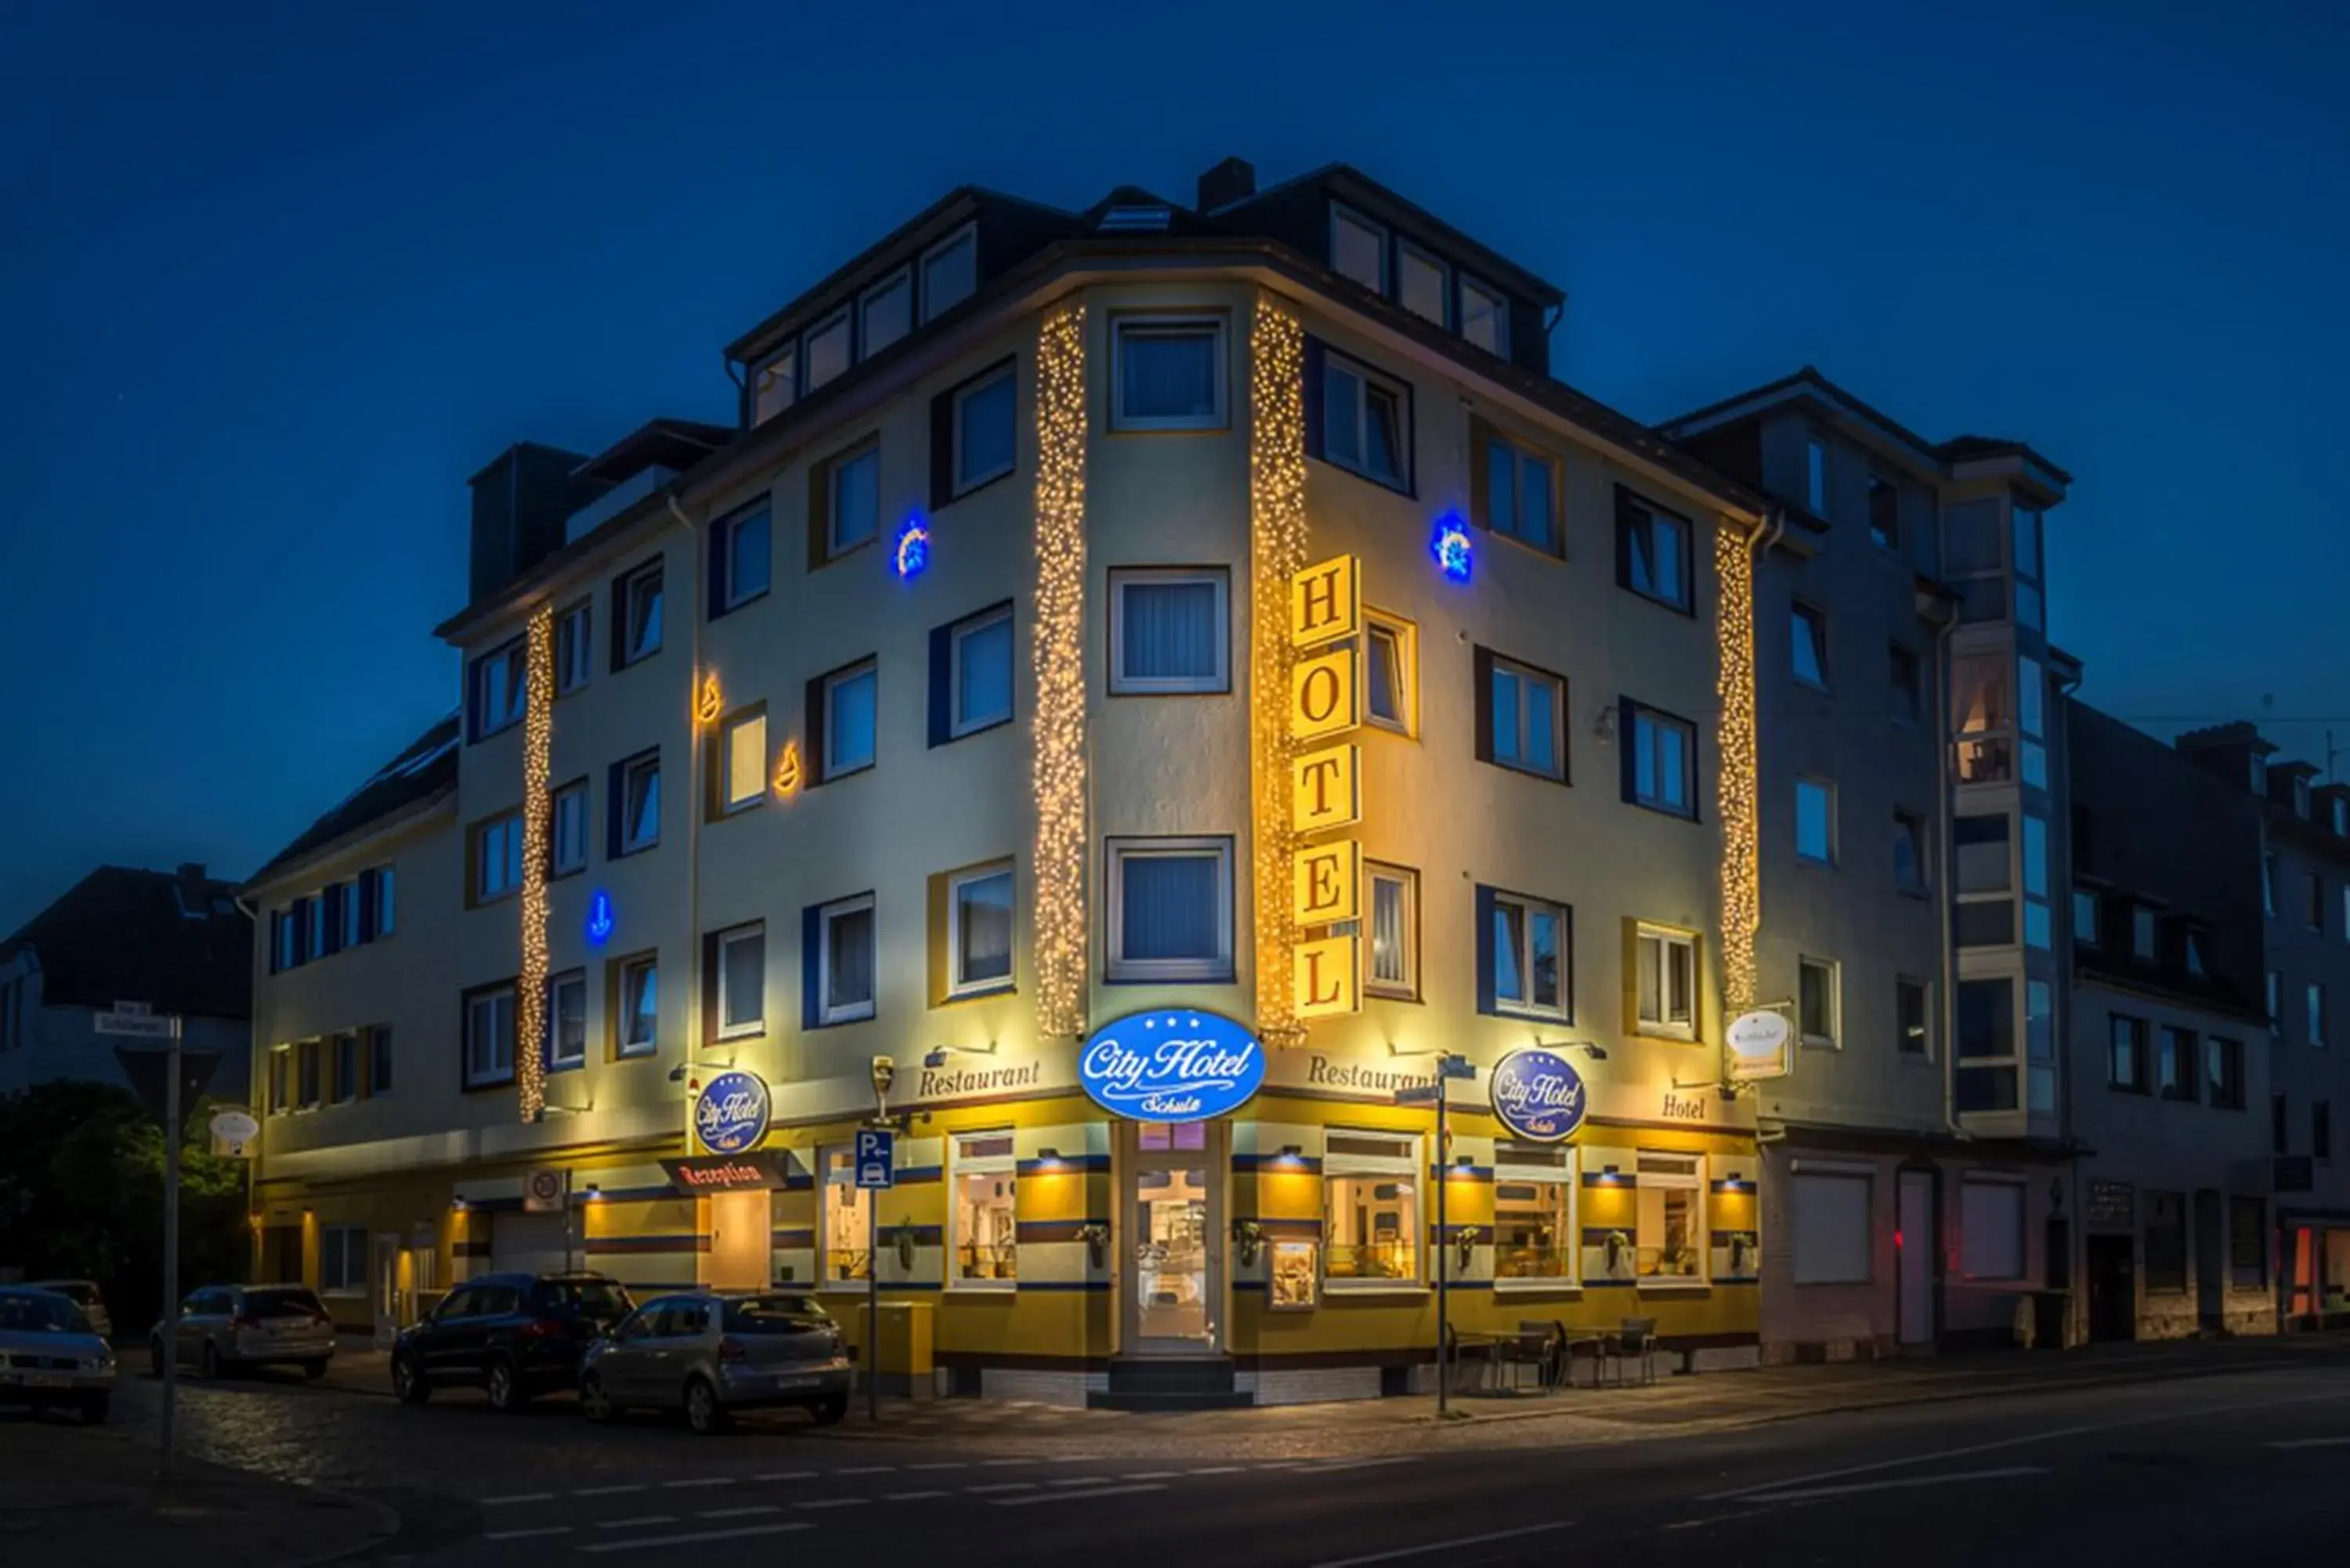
[1079,1010,1266,1123]
[1289,554,1363,1019]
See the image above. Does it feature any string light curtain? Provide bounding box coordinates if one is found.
[516,605,555,1122]
[1031,302,1090,1038]
[1249,297,1310,1048]
[1713,525,1759,1023]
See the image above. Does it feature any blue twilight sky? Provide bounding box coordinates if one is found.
[3,0,2345,930]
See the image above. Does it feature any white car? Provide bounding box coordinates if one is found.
[0,1287,114,1422]
[153,1284,338,1379]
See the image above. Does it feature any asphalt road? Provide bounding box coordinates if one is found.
[90,1353,2350,1566]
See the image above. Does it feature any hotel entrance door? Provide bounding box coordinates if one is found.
[1123,1121,1224,1357]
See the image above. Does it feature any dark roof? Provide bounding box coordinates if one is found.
[576,418,734,486]
[245,713,461,888]
[1660,365,2073,485]
[2,866,251,1018]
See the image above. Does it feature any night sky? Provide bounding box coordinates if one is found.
[5,0,2344,930]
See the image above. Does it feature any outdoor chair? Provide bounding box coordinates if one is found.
[1603,1317,1661,1386]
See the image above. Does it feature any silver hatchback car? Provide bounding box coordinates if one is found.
[152,1284,338,1379]
[580,1292,852,1434]
[0,1287,115,1422]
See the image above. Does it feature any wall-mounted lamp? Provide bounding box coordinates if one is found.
[1278,1143,1305,1161]
[922,1042,1000,1069]
[1536,1040,1609,1062]
[584,1183,603,1201]
[1036,1147,1062,1164]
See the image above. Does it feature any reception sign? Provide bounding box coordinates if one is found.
[1488,1048,1589,1143]
[1079,1010,1265,1123]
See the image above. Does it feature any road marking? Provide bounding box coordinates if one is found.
[578,1522,812,1552]
[1292,1457,1414,1476]
[1737,1466,2049,1505]
[836,1465,895,1475]
[1050,1476,1119,1487]
[794,1497,870,1510]
[483,1525,572,1541]
[990,1483,1168,1507]
[1253,1461,1302,1471]
[906,1461,969,1471]
[1186,1465,1245,1476]
[662,1476,736,1490]
[1698,1426,2095,1501]
[754,1470,818,1482]
[699,1505,782,1519]
[885,1490,952,1501]
[573,1484,645,1498]
[1126,1470,1180,1479]
[1308,1521,1574,1566]
[2267,1436,2350,1450]
[595,1517,675,1530]
[980,1457,1033,1467]
[964,1482,1037,1494]
[481,1493,557,1507]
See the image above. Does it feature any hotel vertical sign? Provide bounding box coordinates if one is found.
[1289,555,1362,1019]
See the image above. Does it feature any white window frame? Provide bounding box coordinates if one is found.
[1635,924,1697,1040]
[1320,346,1411,491]
[1460,273,1509,356]
[948,1129,1018,1292]
[617,955,659,1057]
[824,443,881,560]
[1322,1128,1423,1292]
[475,813,522,902]
[619,559,663,666]
[1105,836,1235,984]
[947,865,1015,999]
[802,306,851,392]
[619,753,661,854]
[1365,862,1418,1000]
[1491,891,1569,1021]
[320,1226,368,1295]
[919,223,977,323]
[1635,1151,1708,1289]
[555,602,592,695]
[1619,497,1692,612]
[949,605,1014,737]
[858,266,912,360]
[545,969,587,1072]
[1488,656,1564,780]
[1492,1141,1578,1290]
[720,710,768,815]
[1108,567,1230,695]
[1329,204,1388,293]
[1483,427,1563,556]
[712,504,769,614]
[1364,612,1415,735]
[1630,703,1695,817]
[750,343,797,422]
[464,985,516,1088]
[822,660,878,778]
[472,638,526,739]
[819,1146,872,1289]
[1799,956,1841,1048]
[951,363,1017,493]
[551,782,588,876]
[1397,240,1448,326]
[1795,776,1838,865]
[1110,315,1228,432]
[819,894,877,1025]
[1894,809,1930,895]
[714,923,766,1040]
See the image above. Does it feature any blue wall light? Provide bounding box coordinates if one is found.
[894,515,931,580]
[1431,514,1473,582]
[585,889,616,947]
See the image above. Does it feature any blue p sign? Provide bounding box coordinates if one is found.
[855,1128,895,1190]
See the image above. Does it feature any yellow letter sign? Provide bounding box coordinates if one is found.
[1292,839,1361,926]
[1291,648,1358,743]
[1290,742,1360,835]
[1289,554,1360,649]
[1294,934,1361,1019]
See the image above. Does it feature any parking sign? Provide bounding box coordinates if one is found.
[855,1127,895,1190]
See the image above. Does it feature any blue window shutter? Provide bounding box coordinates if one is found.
[606,760,626,860]
[804,676,828,786]
[1472,646,1495,764]
[1618,699,1640,804]
[356,869,379,941]
[1474,885,1497,1017]
[321,884,344,956]
[1302,337,1327,461]
[801,904,823,1030]
[267,912,284,974]
[928,622,953,748]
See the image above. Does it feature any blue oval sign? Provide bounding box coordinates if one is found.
[1079,1010,1264,1123]
[695,1070,771,1154]
[1489,1048,1587,1143]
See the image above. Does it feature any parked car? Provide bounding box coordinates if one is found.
[29,1281,112,1341]
[0,1286,115,1422]
[391,1271,632,1411]
[150,1284,337,1379]
[580,1291,852,1433]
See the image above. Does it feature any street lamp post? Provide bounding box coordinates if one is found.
[1395,1050,1474,1417]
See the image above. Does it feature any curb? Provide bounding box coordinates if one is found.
[272,1481,402,1568]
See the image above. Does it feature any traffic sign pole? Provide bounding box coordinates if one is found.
[161,1017,182,1479]
[1435,1065,1448,1419]
[866,1183,879,1425]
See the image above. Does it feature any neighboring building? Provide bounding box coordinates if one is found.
[250,158,1777,1403]
[0,864,252,1101]
[2067,704,2272,1340]
[2176,721,2350,1328]
[1665,370,2080,1357]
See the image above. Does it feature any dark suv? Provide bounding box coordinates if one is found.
[391,1271,632,1411]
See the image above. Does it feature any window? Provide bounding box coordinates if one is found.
[2319,1100,2334,1161]
[2143,1190,2187,1292]
[948,865,1014,998]
[306,895,326,960]
[1627,703,1696,818]
[710,502,770,616]
[1635,926,1696,1038]
[920,225,975,323]
[1329,204,1386,292]
[1398,242,1448,324]
[1484,654,1564,780]
[2110,1014,2149,1093]
[1106,837,1234,983]
[616,558,663,668]
[859,268,911,359]
[267,1046,288,1114]
[2208,1037,2246,1110]
[819,659,877,779]
[367,1024,392,1095]
[2157,1026,2198,1103]
[1318,348,1410,490]
[320,1227,367,1295]
[1893,811,1929,894]
[2264,851,2278,917]
[714,923,765,1039]
[950,1131,1018,1288]
[1890,644,1921,725]
[551,782,588,876]
[1637,1151,1706,1284]
[1791,602,1831,689]
[617,955,658,1057]
[2309,871,2327,934]
[1479,428,1560,555]
[2012,504,2041,578]
[615,751,660,854]
[1896,977,1931,1056]
[1460,275,1509,356]
[940,603,1014,739]
[1112,317,1225,431]
[819,442,880,562]
[2133,907,2157,963]
[1616,490,1692,612]
[816,896,876,1025]
[331,1031,357,1104]
[1867,473,1900,549]
[468,638,526,741]
[544,970,586,1072]
[339,880,362,950]
[819,1147,872,1284]
[2026,980,2055,1114]
[802,308,851,392]
[464,984,516,1088]
[1110,569,1228,695]
[1791,1170,1871,1284]
[1323,1129,1419,1288]
[949,364,1017,494]
[2073,890,2100,946]
[2229,1196,2267,1288]
[273,912,298,973]
[1795,778,1837,865]
[1365,613,1414,734]
[1951,650,2013,783]
[1492,1143,1575,1285]
[2312,982,2329,1049]
[2273,1091,2290,1155]
[1483,890,1568,1020]
[1804,435,1828,514]
[555,602,592,695]
[372,866,396,938]
[2269,970,2284,1035]
[1799,957,1838,1047]
[474,812,523,903]
[1959,1178,2026,1281]
[1365,864,1417,999]
[718,710,767,815]
[750,344,796,422]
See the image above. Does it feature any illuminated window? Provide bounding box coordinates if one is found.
[555,602,592,695]
[819,442,880,562]
[1483,653,1564,780]
[816,895,877,1026]
[1799,957,1838,1047]
[474,812,523,903]
[1615,490,1691,612]
[1364,612,1415,734]
[919,225,976,323]
[1493,1143,1575,1286]
[710,501,770,616]
[949,865,1014,998]
[1398,241,1448,324]
[719,710,767,815]
[1106,837,1233,984]
[544,970,586,1073]
[859,267,911,359]
[1483,888,1568,1021]
[1791,602,1831,689]
[1110,568,1229,695]
[1323,1129,1419,1288]
[714,923,765,1039]
[463,984,516,1089]
[802,307,851,392]
[468,637,526,741]
[1365,863,1417,999]
[1635,926,1696,1039]
[550,781,588,876]
[1636,1151,1705,1284]
[616,955,658,1057]
[1112,317,1225,431]
[950,363,1017,494]
[1461,275,1509,356]
[616,558,663,667]
[949,1130,1018,1289]
[1329,204,1386,292]
[750,343,796,423]
[819,1147,872,1285]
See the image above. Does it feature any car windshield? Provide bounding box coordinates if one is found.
[246,1288,324,1319]
[536,1279,631,1316]
[721,1295,832,1333]
[0,1293,91,1335]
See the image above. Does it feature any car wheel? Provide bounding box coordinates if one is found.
[392,1353,430,1405]
[200,1341,220,1379]
[486,1355,526,1413]
[81,1393,110,1425]
[580,1373,613,1424]
[684,1376,728,1435]
[810,1393,848,1427]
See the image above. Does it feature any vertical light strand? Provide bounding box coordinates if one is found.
[1249,297,1310,1050]
[516,604,554,1122]
[1714,523,1760,1025]
[1031,302,1090,1039]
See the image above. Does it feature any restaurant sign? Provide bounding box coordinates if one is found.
[1488,1047,1588,1143]
[1079,1010,1264,1123]
[693,1069,772,1155]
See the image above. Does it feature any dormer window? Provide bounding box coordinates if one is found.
[920,225,976,323]
[752,345,797,424]
[804,308,852,392]
[1331,204,1387,294]
[1461,275,1509,357]
[1398,242,1448,327]
[860,269,912,360]
[2295,777,2312,818]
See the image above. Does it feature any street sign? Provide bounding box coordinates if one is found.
[208,1108,259,1159]
[96,1009,175,1039]
[1439,1053,1477,1081]
[855,1127,895,1190]
[1394,1083,1440,1107]
[1727,1010,1794,1082]
[522,1169,569,1212]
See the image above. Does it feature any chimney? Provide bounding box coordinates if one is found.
[467,443,609,605]
[1195,156,1256,213]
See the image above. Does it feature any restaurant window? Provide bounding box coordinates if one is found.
[1112,317,1225,432]
[1492,1143,1575,1287]
[1323,1129,1419,1289]
[2143,1190,2187,1292]
[819,1147,872,1286]
[1960,1177,2026,1281]
[949,1131,1018,1290]
[1636,1151,1705,1285]
[1635,925,1696,1039]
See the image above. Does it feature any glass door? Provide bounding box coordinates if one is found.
[1124,1122,1223,1356]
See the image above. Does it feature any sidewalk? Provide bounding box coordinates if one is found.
[0,1409,396,1568]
